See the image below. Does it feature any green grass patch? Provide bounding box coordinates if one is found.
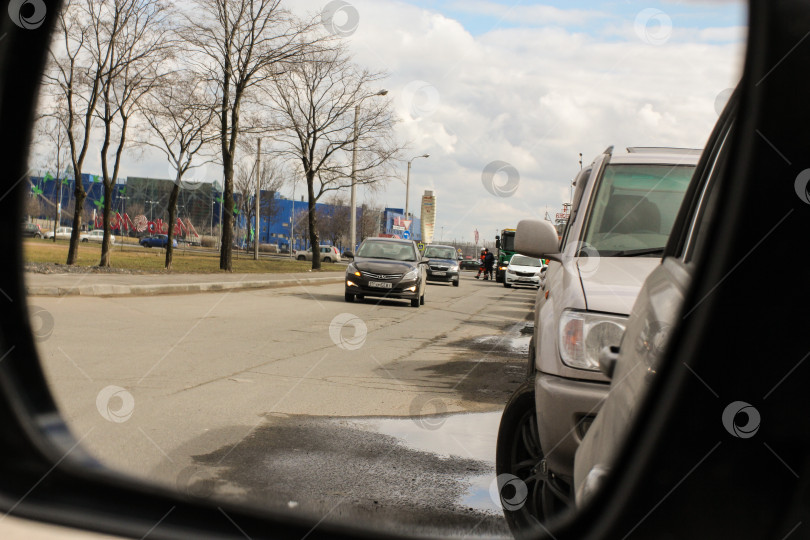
[24,240,340,274]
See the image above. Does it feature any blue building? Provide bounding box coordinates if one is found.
[28,174,375,251]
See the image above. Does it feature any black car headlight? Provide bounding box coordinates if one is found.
[346,263,361,277]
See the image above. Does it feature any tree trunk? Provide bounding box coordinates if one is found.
[307,171,320,270]
[100,180,113,266]
[219,156,234,271]
[165,181,180,271]
[66,178,85,265]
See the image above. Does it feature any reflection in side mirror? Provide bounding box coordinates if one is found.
[515,219,561,261]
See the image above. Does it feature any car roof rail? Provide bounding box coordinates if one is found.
[625,146,703,155]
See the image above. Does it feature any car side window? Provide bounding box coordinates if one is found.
[561,167,592,248]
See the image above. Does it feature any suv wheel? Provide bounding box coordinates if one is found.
[297,255,306,261]
[496,380,571,534]
[344,293,354,303]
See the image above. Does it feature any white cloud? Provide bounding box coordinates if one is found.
[445,1,605,27]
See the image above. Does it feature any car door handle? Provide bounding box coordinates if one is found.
[599,346,620,379]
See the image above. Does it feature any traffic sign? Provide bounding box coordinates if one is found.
[402,230,411,239]
[417,242,424,250]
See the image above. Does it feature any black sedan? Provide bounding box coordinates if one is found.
[422,244,460,287]
[344,238,427,307]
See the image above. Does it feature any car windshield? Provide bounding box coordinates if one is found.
[356,241,417,261]
[510,255,541,267]
[582,164,696,255]
[424,246,456,259]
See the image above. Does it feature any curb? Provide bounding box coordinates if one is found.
[26,276,345,298]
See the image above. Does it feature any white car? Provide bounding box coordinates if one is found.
[81,230,115,244]
[294,245,342,263]
[42,226,72,240]
[503,254,545,288]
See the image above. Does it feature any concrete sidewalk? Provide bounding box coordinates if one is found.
[25,271,345,297]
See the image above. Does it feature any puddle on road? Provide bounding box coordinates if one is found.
[350,411,505,515]
[469,320,533,356]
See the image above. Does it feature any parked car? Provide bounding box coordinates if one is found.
[574,92,737,508]
[422,244,460,287]
[81,230,115,244]
[295,245,341,263]
[139,234,177,248]
[459,256,479,271]
[503,254,544,288]
[344,238,427,307]
[21,222,43,238]
[42,226,72,240]
[495,146,700,532]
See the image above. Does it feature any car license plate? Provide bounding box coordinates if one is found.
[518,277,532,281]
[433,271,446,276]
[369,281,392,289]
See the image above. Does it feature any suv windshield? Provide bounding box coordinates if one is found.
[510,255,541,267]
[583,163,695,255]
[356,241,417,261]
[424,246,456,259]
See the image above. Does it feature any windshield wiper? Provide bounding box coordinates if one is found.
[606,247,666,257]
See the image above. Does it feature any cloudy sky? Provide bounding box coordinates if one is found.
[42,0,747,245]
[296,0,747,243]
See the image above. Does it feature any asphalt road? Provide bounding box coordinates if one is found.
[31,273,538,537]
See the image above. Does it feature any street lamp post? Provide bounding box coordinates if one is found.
[350,89,388,253]
[405,154,430,218]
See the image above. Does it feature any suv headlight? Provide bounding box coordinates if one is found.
[450,264,459,272]
[558,310,627,371]
[403,268,419,280]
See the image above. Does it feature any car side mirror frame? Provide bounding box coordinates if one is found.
[515,219,562,262]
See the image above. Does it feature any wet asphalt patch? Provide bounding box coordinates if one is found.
[189,414,510,538]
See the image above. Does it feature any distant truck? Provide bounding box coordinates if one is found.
[494,228,516,283]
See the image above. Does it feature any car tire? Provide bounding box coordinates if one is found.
[496,379,570,535]
[297,256,305,261]
[81,239,88,243]
[344,292,354,303]
[504,281,512,288]
[420,292,425,305]
[411,297,420,308]
[453,279,459,287]
[324,257,331,263]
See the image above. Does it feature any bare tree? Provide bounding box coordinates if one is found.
[316,194,349,249]
[33,113,72,240]
[45,0,112,264]
[267,45,401,270]
[234,144,285,249]
[95,0,172,267]
[141,72,217,270]
[358,202,382,241]
[183,0,317,271]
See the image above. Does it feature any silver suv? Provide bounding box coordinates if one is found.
[495,146,700,532]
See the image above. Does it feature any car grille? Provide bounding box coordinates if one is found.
[429,265,449,271]
[516,271,536,277]
[361,271,404,280]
